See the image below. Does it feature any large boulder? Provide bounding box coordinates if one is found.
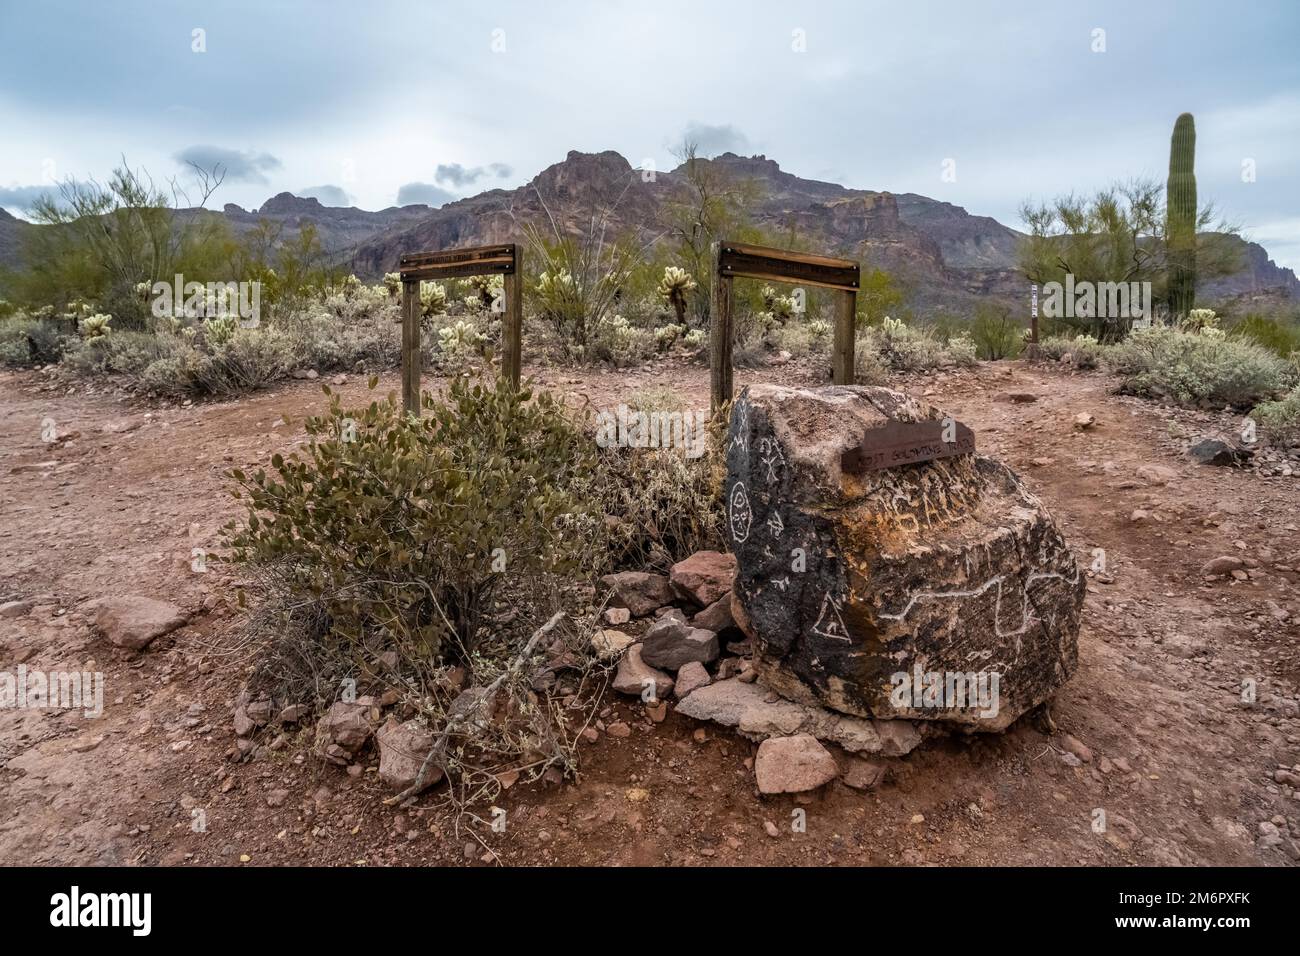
[600,571,673,617]
[725,384,1084,732]
[669,551,736,606]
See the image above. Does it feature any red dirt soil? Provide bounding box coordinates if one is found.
[1,357,1297,866]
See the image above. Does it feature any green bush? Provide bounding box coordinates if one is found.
[970,307,1025,360]
[1230,314,1300,358]
[1253,385,1300,442]
[0,317,72,366]
[1037,333,1103,369]
[581,390,724,570]
[225,375,598,658]
[1107,326,1293,408]
[861,318,948,371]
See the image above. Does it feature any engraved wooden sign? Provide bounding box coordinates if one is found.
[397,242,523,415]
[710,240,860,414]
[840,419,976,473]
[717,242,860,291]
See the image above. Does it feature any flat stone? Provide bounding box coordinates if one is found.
[1190,438,1249,466]
[0,599,34,619]
[674,678,922,755]
[640,618,719,670]
[754,734,839,794]
[1201,556,1245,576]
[89,595,189,650]
[602,607,631,626]
[591,628,634,661]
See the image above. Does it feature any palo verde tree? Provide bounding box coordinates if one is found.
[1018,177,1239,340]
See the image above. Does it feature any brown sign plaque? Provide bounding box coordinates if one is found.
[399,244,517,282]
[717,241,860,292]
[840,419,976,473]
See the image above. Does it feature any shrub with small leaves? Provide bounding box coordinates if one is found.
[1253,385,1300,443]
[225,375,598,659]
[1107,325,1293,408]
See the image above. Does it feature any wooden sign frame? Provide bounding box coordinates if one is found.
[710,241,859,414]
[398,243,523,416]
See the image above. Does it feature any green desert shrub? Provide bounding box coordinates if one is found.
[970,306,1025,361]
[582,390,724,571]
[1038,333,1103,369]
[225,375,599,658]
[1107,326,1293,408]
[862,317,947,371]
[0,317,72,366]
[1253,385,1300,442]
[1230,314,1300,358]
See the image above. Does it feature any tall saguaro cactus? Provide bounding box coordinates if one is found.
[1167,112,1198,317]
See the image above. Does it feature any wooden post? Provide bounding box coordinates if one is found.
[401,278,420,416]
[709,241,733,417]
[502,265,523,387]
[833,288,856,385]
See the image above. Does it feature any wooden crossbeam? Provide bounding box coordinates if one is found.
[399,243,523,415]
[717,241,860,292]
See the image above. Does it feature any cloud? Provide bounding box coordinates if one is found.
[296,184,350,206]
[678,122,750,157]
[396,181,457,207]
[175,145,282,184]
[0,184,58,212]
[433,162,513,188]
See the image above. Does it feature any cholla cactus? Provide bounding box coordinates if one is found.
[202,315,239,347]
[1202,326,1227,340]
[342,274,362,299]
[683,328,705,348]
[420,281,448,317]
[807,319,831,339]
[134,280,153,301]
[81,313,112,340]
[437,320,485,367]
[881,315,907,336]
[467,274,503,310]
[657,266,697,324]
[654,324,683,349]
[1181,308,1219,334]
[761,284,797,321]
[383,272,402,297]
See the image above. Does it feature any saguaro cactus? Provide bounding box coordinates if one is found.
[1167,112,1198,317]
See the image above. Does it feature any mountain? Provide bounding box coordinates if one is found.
[3,152,1295,312]
[0,208,32,277]
[183,192,432,256]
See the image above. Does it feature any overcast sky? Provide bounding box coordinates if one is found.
[1,0,1296,267]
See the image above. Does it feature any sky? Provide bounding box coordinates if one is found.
[1,0,1297,267]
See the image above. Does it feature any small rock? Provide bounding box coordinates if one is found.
[674,661,712,700]
[669,551,737,607]
[376,717,441,793]
[89,595,188,650]
[1201,556,1245,576]
[602,607,631,626]
[640,618,719,670]
[754,734,839,794]
[266,789,289,808]
[599,571,673,617]
[842,758,886,791]
[1190,438,1248,466]
[691,593,735,633]
[606,721,631,738]
[591,628,634,662]
[0,599,34,619]
[1073,412,1095,430]
[612,645,675,700]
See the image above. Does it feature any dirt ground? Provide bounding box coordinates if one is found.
[1,355,1298,867]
